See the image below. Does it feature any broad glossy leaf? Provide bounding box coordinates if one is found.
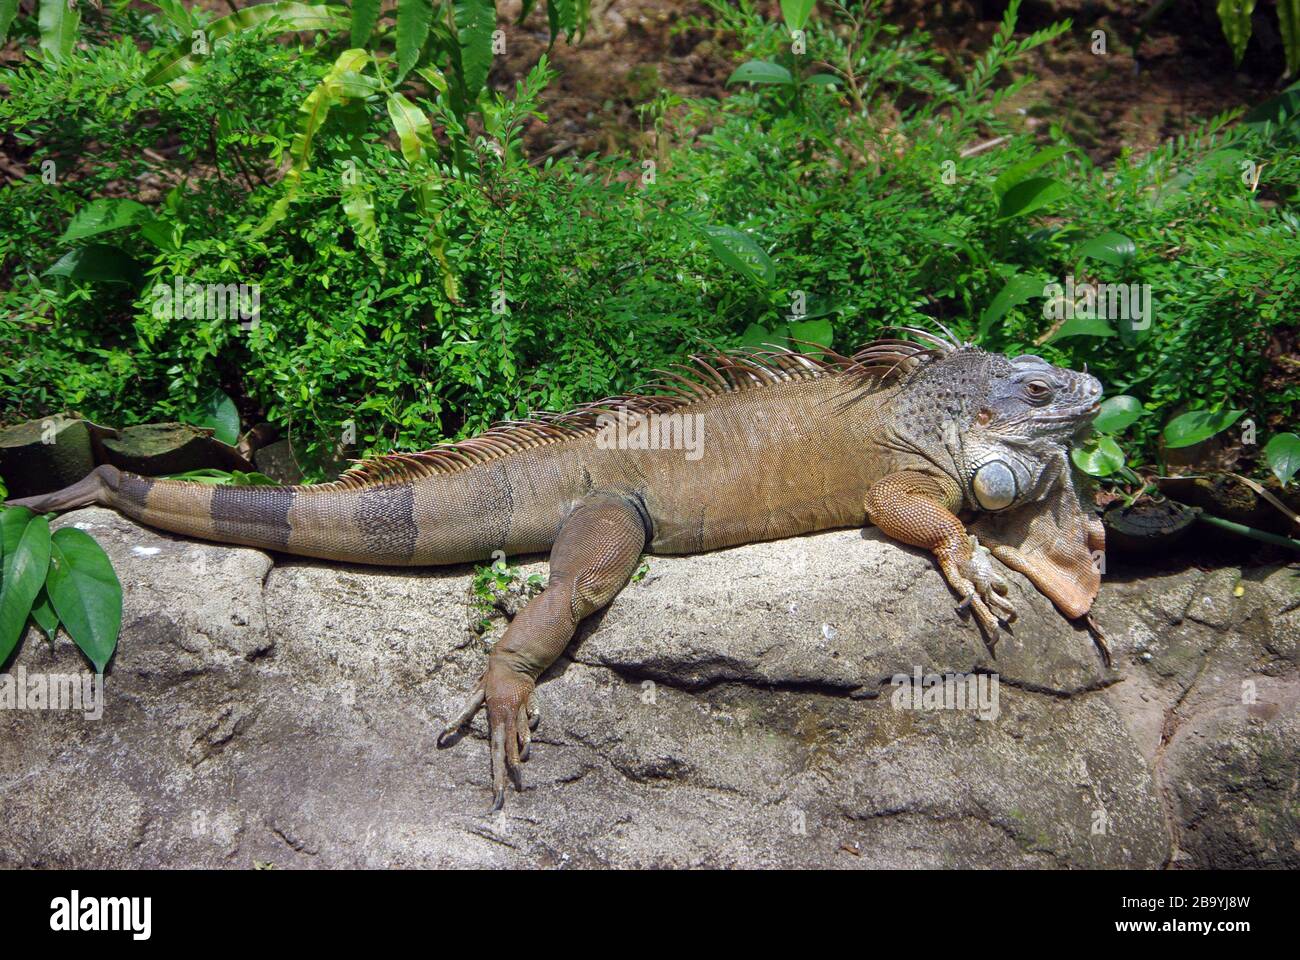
[1162,408,1244,449]
[1264,432,1300,486]
[996,176,1069,220]
[1,506,35,579]
[47,528,122,674]
[43,244,142,285]
[30,587,59,643]
[1071,436,1126,477]
[191,388,240,446]
[1046,316,1116,342]
[396,0,434,80]
[0,515,51,666]
[978,273,1045,337]
[701,225,775,287]
[1093,395,1143,433]
[992,146,1071,200]
[1075,232,1136,267]
[726,60,794,86]
[788,318,833,350]
[61,199,155,243]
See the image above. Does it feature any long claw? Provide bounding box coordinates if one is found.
[490,721,509,802]
[516,703,532,762]
[437,685,486,747]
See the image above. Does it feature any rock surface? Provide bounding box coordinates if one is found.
[1,507,1296,868]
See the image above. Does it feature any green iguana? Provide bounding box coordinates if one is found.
[9,329,1106,809]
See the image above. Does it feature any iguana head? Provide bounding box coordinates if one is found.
[876,341,1101,512]
[961,352,1101,511]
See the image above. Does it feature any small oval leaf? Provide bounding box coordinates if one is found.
[1071,436,1126,477]
[726,60,794,86]
[1093,395,1143,434]
[1264,432,1300,486]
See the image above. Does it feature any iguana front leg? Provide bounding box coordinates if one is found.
[864,470,1016,640]
[438,492,647,810]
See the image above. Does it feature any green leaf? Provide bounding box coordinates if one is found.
[1264,432,1300,486]
[30,587,59,643]
[726,60,794,86]
[47,528,122,674]
[350,0,381,45]
[343,185,379,251]
[190,388,240,446]
[978,273,1045,337]
[61,199,155,243]
[1093,395,1143,434]
[161,469,277,485]
[43,244,142,285]
[1280,1,1300,78]
[0,515,51,666]
[396,0,434,81]
[992,146,1071,200]
[1242,82,1300,133]
[455,0,496,104]
[780,0,816,32]
[1215,0,1257,67]
[1071,436,1126,477]
[1163,408,1245,449]
[139,219,181,252]
[996,177,1069,220]
[788,318,833,351]
[256,48,374,236]
[38,0,81,63]
[700,225,775,287]
[145,3,349,87]
[545,0,578,39]
[386,92,435,165]
[1046,315,1116,342]
[1075,232,1136,267]
[0,0,20,44]
[1,506,34,579]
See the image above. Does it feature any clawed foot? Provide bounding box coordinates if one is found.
[437,661,539,811]
[943,536,1017,646]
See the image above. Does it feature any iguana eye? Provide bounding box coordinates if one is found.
[1025,379,1052,402]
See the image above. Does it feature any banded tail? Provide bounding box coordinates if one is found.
[5,464,555,566]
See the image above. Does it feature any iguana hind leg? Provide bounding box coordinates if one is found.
[438,492,647,810]
[864,470,1016,643]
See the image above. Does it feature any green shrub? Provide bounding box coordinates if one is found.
[1,0,1295,484]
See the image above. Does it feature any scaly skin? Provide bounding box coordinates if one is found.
[9,336,1105,808]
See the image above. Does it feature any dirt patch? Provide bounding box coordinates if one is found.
[492,0,1284,163]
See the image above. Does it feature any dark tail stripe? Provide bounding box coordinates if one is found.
[211,484,293,548]
[116,474,155,512]
[357,484,417,562]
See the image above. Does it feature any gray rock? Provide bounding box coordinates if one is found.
[0,507,1294,868]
